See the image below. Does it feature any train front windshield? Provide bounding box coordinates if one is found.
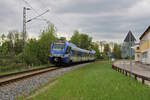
[52,43,65,51]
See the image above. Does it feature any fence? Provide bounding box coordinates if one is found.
[112,64,150,84]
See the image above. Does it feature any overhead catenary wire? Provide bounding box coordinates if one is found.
[37,0,69,37]
[22,0,52,24]
[22,0,65,32]
[37,0,66,26]
[26,10,49,23]
[22,0,40,15]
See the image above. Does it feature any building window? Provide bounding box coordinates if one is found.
[137,47,140,50]
[143,52,148,58]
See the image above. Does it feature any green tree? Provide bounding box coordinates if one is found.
[70,31,92,49]
[24,39,40,65]
[14,31,19,42]
[7,31,14,54]
[1,34,6,40]
[80,34,92,49]
[1,42,9,55]
[70,30,80,47]
[104,44,110,54]
[7,31,14,42]
[13,31,24,55]
[7,30,20,55]
[14,39,24,55]
[0,34,7,55]
[113,43,121,59]
[103,44,111,60]
[37,24,56,64]
[90,43,100,58]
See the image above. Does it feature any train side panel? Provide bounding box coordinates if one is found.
[49,41,96,66]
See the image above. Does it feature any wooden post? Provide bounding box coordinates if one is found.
[123,70,125,74]
[125,71,127,76]
[142,78,145,84]
[134,75,137,80]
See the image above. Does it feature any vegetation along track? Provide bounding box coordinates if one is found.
[0,66,59,86]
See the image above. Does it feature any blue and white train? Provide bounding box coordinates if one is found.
[49,40,96,65]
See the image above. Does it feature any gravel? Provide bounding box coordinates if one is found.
[0,63,90,100]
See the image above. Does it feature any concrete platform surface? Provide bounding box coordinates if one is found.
[114,60,150,78]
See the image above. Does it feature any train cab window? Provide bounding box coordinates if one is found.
[53,43,65,50]
[66,47,71,54]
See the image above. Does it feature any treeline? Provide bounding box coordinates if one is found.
[0,25,56,66]
[23,25,56,65]
[0,30,24,56]
[70,30,122,59]
[102,43,121,60]
[70,30,101,58]
[0,24,122,67]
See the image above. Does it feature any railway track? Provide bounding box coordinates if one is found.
[0,63,91,100]
[0,66,59,86]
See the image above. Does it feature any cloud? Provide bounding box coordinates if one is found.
[55,0,138,14]
[0,0,150,42]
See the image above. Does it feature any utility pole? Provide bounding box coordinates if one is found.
[22,7,26,64]
[22,7,30,64]
[23,7,26,44]
[124,30,136,78]
[129,32,132,77]
[22,7,49,45]
[23,7,30,44]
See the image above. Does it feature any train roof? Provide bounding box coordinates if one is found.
[90,50,96,54]
[53,41,96,54]
[66,41,95,54]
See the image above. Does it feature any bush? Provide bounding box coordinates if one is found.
[37,24,56,64]
[15,53,23,63]
[0,62,26,72]
[24,39,40,66]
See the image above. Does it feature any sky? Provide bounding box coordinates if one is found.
[0,0,150,43]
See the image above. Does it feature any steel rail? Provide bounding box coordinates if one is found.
[0,66,55,78]
[0,66,59,86]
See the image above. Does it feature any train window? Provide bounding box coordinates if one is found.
[82,52,84,56]
[78,51,81,56]
[75,50,78,56]
[83,52,85,57]
[72,50,76,56]
[66,47,71,54]
[81,52,83,56]
[53,43,65,50]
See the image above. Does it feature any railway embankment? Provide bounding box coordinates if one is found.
[0,63,89,100]
[20,61,150,100]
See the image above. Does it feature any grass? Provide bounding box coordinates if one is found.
[20,61,150,100]
[0,56,53,76]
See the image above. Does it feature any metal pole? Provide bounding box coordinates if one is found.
[22,7,26,63]
[123,44,125,70]
[23,7,26,45]
[129,32,132,77]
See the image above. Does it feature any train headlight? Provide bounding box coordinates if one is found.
[54,58,58,62]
